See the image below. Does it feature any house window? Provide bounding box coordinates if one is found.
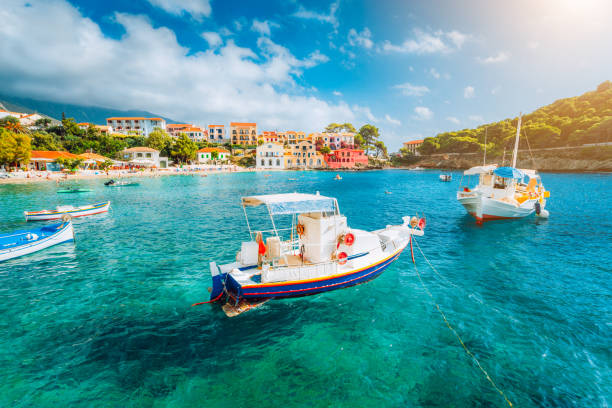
[146,153,151,158]
[261,159,265,165]
[276,159,280,166]
[137,153,143,157]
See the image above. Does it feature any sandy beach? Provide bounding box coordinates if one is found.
[0,165,250,185]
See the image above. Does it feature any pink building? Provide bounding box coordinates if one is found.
[324,148,368,168]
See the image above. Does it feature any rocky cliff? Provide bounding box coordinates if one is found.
[416,146,612,172]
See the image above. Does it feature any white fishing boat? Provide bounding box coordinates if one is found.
[203,193,425,316]
[457,114,550,223]
[24,201,110,221]
[439,174,452,182]
[0,220,74,262]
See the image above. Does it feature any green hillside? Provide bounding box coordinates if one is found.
[420,81,612,155]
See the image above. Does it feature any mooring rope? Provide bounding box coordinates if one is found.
[410,237,514,407]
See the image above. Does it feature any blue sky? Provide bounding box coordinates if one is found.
[1,0,611,150]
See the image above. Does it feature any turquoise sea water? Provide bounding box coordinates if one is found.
[0,170,610,407]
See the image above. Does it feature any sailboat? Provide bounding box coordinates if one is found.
[456,114,550,223]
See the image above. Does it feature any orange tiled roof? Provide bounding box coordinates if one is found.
[78,152,110,162]
[230,122,256,126]
[30,151,80,160]
[404,139,424,145]
[123,147,158,153]
[167,124,191,128]
[208,124,224,128]
[77,122,90,126]
[198,147,230,153]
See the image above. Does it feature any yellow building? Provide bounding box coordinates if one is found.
[230,122,257,145]
[283,140,325,168]
[279,131,306,145]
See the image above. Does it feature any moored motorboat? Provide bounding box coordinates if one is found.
[57,187,92,193]
[0,220,74,262]
[439,174,452,182]
[24,201,110,221]
[203,193,425,316]
[456,114,550,223]
[104,180,139,187]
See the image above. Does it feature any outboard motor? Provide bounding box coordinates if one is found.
[534,201,541,215]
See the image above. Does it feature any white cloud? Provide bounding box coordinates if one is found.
[393,83,430,97]
[414,106,433,120]
[333,90,342,96]
[429,68,440,79]
[385,114,401,126]
[446,116,460,124]
[348,28,373,49]
[293,1,339,29]
[528,41,540,49]
[146,0,211,20]
[469,115,484,122]
[381,29,470,54]
[251,19,279,37]
[201,31,222,47]
[491,85,501,95]
[446,30,469,48]
[464,86,475,99]
[0,0,369,134]
[352,105,379,123]
[477,51,510,64]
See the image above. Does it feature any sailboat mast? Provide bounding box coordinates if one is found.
[483,127,488,165]
[511,113,522,168]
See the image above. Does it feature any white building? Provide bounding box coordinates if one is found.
[256,142,285,169]
[197,147,230,163]
[0,110,46,127]
[119,147,168,168]
[106,117,166,137]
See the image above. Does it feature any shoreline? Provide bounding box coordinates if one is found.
[0,166,250,185]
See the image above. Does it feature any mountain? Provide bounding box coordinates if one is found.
[0,94,180,125]
[420,81,612,155]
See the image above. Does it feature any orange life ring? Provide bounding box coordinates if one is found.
[337,252,348,265]
[296,223,305,236]
[344,233,355,246]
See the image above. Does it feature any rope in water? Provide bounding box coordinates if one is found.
[410,236,514,407]
[192,292,223,306]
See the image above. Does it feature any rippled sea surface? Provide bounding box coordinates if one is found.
[0,170,611,407]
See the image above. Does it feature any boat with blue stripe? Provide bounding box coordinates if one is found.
[25,201,110,221]
[0,220,75,262]
[203,193,425,316]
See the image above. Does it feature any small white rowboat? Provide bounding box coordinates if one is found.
[0,221,74,262]
[24,201,110,221]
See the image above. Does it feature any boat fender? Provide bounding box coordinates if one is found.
[464,187,470,192]
[534,201,541,215]
[410,216,419,228]
[418,218,426,230]
[296,223,305,236]
[338,252,348,265]
[344,233,355,246]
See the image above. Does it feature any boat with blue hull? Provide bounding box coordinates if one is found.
[0,220,75,262]
[204,193,425,316]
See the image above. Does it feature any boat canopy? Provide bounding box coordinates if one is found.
[463,164,497,175]
[242,193,337,215]
[493,166,525,179]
